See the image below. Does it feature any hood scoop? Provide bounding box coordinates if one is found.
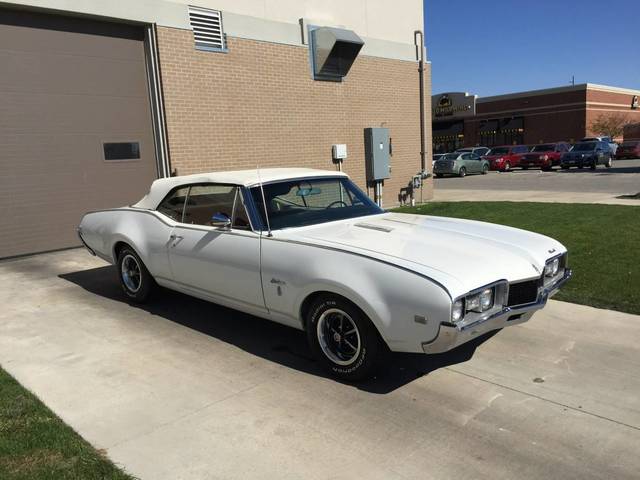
[354,222,393,233]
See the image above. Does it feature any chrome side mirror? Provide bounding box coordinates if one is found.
[210,212,231,229]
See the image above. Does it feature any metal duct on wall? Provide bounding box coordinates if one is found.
[310,26,364,81]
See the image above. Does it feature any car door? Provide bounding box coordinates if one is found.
[167,183,266,312]
[469,153,482,173]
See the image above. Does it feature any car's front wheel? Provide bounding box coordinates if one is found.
[503,162,511,172]
[481,164,489,174]
[306,295,381,381]
[458,167,466,178]
[605,156,612,168]
[117,246,155,303]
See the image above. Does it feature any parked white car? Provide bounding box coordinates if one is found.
[78,168,571,380]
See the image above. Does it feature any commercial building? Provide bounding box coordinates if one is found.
[432,84,640,153]
[0,0,431,258]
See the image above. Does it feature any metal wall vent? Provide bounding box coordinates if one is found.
[310,27,364,81]
[189,6,226,52]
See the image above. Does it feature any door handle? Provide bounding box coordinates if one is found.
[169,234,183,240]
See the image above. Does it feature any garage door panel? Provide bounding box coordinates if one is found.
[0,10,157,258]
[0,9,144,60]
[0,49,148,97]
[1,93,153,134]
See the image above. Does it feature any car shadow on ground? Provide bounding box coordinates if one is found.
[59,266,496,394]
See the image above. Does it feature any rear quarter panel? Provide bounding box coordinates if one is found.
[79,209,173,279]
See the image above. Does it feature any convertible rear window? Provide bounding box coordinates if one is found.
[250,177,383,230]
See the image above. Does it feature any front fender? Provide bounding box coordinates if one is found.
[261,237,452,353]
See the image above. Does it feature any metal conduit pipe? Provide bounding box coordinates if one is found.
[414,30,426,175]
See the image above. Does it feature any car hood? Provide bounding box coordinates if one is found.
[280,212,566,299]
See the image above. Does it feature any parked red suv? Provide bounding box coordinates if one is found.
[519,142,571,170]
[616,140,640,159]
[483,145,530,171]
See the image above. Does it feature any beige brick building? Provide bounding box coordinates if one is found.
[1,0,432,258]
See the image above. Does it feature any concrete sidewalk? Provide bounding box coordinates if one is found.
[433,188,640,205]
[1,249,639,479]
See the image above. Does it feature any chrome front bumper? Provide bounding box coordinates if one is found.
[422,269,572,354]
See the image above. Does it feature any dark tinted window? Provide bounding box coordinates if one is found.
[572,142,597,152]
[104,142,140,160]
[488,147,510,155]
[183,185,236,226]
[157,186,190,221]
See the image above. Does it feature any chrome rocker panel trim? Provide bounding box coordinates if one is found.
[422,269,572,354]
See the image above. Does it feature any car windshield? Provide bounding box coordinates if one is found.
[532,144,555,152]
[250,177,383,230]
[571,143,597,152]
[488,147,510,155]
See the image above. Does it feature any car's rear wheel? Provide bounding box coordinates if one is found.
[306,295,380,381]
[481,164,489,174]
[503,162,511,172]
[605,156,612,168]
[458,167,466,178]
[117,246,155,303]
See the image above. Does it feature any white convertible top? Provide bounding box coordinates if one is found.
[132,168,349,209]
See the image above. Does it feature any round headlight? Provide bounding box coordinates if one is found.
[479,288,493,311]
[452,299,464,322]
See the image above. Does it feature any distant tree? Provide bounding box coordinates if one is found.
[589,113,630,139]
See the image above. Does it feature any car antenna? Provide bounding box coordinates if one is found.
[256,166,272,237]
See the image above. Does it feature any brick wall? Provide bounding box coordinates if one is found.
[156,26,433,207]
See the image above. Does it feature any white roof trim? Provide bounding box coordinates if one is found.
[133,168,348,210]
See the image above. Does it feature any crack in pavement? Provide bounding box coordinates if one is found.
[445,367,640,432]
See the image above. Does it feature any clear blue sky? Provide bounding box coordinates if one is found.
[424,0,640,97]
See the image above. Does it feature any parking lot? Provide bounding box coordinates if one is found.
[432,158,640,204]
[1,249,639,480]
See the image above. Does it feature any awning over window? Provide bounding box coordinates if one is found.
[502,117,524,131]
[433,121,463,138]
[479,120,498,133]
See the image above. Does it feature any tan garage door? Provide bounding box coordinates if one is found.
[0,10,157,258]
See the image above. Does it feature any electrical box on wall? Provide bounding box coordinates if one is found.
[332,144,347,161]
[364,128,390,181]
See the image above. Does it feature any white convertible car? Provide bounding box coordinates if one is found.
[78,168,571,380]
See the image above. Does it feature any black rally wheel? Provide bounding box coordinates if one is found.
[117,246,155,303]
[306,295,380,381]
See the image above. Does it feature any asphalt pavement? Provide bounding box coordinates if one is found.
[432,158,640,204]
[1,249,639,480]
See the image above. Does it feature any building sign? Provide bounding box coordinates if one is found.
[432,92,476,119]
[632,95,639,109]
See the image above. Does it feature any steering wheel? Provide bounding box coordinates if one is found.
[326,200,348,209]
